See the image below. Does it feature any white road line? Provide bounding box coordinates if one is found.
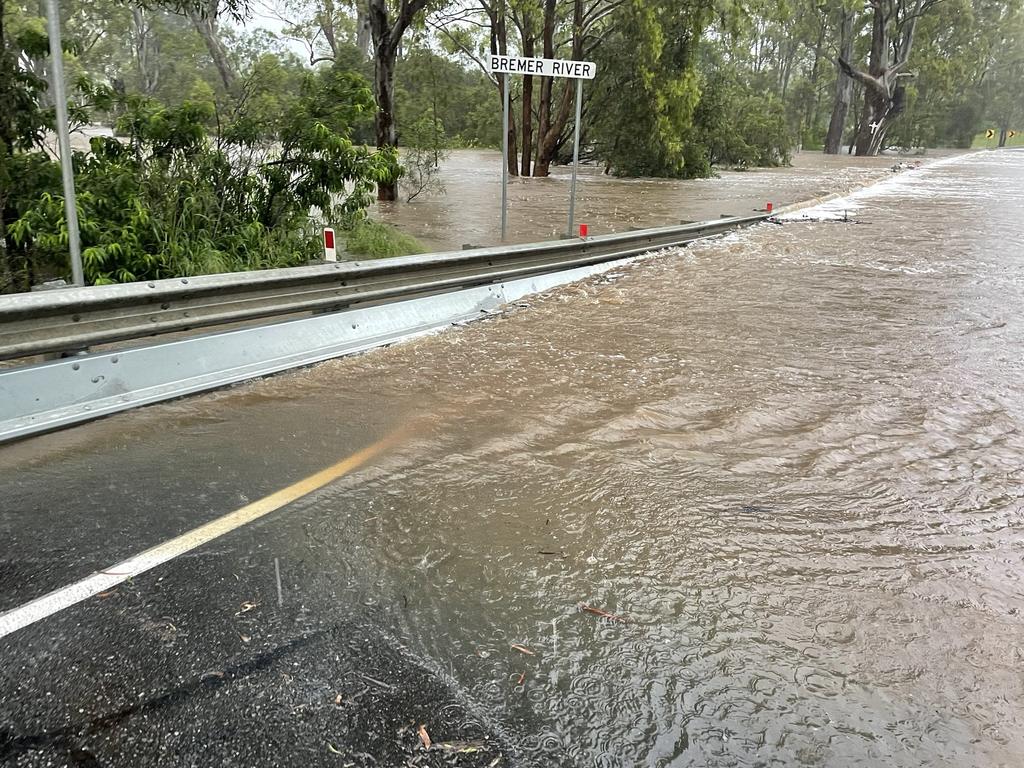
[0,429,407,640]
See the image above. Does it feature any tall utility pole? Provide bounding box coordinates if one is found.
[44,0,84,286]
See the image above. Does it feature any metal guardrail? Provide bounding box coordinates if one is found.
[0,214,768,360]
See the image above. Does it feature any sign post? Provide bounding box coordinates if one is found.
[501,73,509,241]
[567,77,583,238]
[488,55,596,241]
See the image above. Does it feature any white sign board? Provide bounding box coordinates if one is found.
[488,55,596,80]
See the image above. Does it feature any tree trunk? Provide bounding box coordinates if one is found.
[373,41,398,200]
[519,29,534,177]
[355,1,371,58]
[533,0,582,176]
[844,0,924,155]
[131,8,160,94]
[854,87,878,155]
[487,0,518,176]
[532,0,555,175]
[319,0,339,59]
[368,0,430,199]
[805,16,826,141]
[189,7,235,92]
[853,6,893,157]
[189,8,233,93]
[824,8,855,154]
[998,127,1008,147]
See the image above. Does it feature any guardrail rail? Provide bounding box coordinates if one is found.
[0,213,770,442]
[0,214,768,361]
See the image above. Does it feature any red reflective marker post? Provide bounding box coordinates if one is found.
[323,228,337,262]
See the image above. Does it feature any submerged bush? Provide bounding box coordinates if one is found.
[344,219,425,259]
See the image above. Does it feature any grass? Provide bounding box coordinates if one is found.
[970,130,1024,148]
[344,220,426,259]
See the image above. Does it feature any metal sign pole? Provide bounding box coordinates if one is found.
[44,0,84,287]
[501,73,509,241]
[566,77,583,238]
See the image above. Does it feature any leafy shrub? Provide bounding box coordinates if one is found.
[7,68,401,286]
[344,219,425,259]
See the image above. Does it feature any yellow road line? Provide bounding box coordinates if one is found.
[0,428,407,640]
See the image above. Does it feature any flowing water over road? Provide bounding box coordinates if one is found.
[1,150,1022,767]
[358,149,1024,765]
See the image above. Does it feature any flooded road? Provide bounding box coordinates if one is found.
[2,150,1023,767]
[375,149,953,250]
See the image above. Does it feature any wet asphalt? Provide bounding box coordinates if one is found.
[0,408,514,767]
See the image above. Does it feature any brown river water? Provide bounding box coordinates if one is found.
[3,149,1022,766]
[375,149,947,249]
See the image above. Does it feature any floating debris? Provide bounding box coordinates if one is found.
[580,604,627,623]
[434,741,486,754]
[510,644,535,656]
[417,724,431,750]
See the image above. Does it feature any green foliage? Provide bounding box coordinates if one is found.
[400,114,448,202]
[344,218,424,258]
[589,0,714,177]
[692,51,793,168]
[395,45,500,148]
[8,70,397,286]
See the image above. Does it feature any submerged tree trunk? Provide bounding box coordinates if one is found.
[368,0,430,200]
[824,8,854,154]
[841,0,929,155]
[373,41,398,200]
[533,0,582,177]
[485,0,518,176]
[189,5,236,92]
[519,25,534,177]
[804,15,826,141]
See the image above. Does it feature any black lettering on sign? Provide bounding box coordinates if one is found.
[581,63,593,78]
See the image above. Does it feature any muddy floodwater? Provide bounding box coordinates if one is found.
[307,149,1024,765]
[2,150,1022,767]
[375,148,954,250]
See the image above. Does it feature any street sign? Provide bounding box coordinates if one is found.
[487,55,596,80]
[986,129,995,139]
[489,55,598,241]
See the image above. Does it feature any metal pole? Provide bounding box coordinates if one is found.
[44,0,84,287]
[501,73,509,241]
[567,77,583,238]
